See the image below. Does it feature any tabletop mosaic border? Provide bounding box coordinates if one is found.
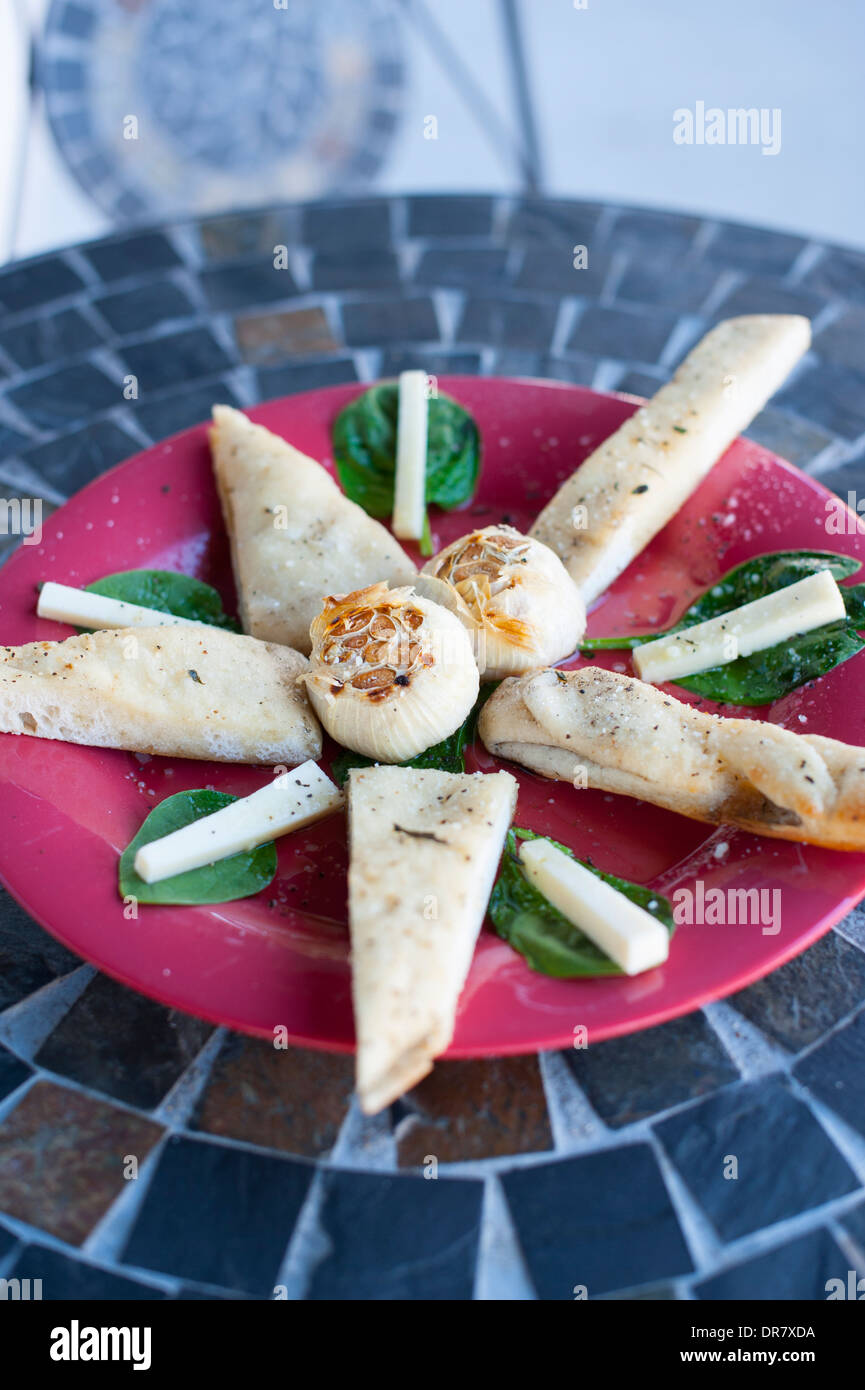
[1,194,865,1301]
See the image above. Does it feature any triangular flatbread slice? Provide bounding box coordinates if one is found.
[347,764,517,1113]
[0,625,321,765]
[210,405,417,654]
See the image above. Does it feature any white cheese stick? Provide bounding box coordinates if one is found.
[530,315,811,604]
[633,570,845,685]
[392,370,428,541]
[519,838,669,976]
[37,581,202,631]
[134,761,343,884]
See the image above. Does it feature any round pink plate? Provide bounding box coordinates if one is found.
[1,378,863,1053]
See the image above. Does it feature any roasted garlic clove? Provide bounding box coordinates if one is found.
[421,525,586,679]
[302,582,479,762]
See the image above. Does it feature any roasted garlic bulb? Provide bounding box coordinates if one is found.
[302,583,479,762]
[420,525,586,680]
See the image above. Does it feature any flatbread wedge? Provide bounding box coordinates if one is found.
[479,665,865,851]
[347,765,518,1112]
[0,625,321,765]
[530,315,811,604]
[210,405,417,654]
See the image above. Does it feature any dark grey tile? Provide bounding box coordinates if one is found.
[568,303,678,363]
[0,308,103,371]
[492,349,542,378]
[7,361,119,431]
[516,248,613,298]
[35,974,212,1110]
[819,450,865,501]
[0,1043,31,1102]
[706,222,806,275]
[256,357,358,399]
[0,887,81,1009]
[814,307,865,374]
[564,1013,739,1128]
[198,209,298,262]
[745,407,835,465]
[695,1228,855,1300]
[407,196,494,238]
[415,247,509,289]
[711,276,827,324]
[457,297,558,348]
[8,1245,166,1300]
[541,352,599,385]
[199,261,298,311]
[81,232,183,282]
[121,328,234,394]
[610,209,701,255]
[310,249,400,290]
[501,1143,692,1300]
[301,199,392,250]
[342,296,439,346]
[93,280,197,335]
[306,1169,483,1300]
[794,1006,865,1137]
[121,1135,313,1295]
[615,368,669,397]
[0,257,86,315]
[378,348,482,377]
[0,419,31,458]
[840,1197,865,1254]
[616,259,720,312]
[654,1079,858,1240]
[777,361,865,441]
[22,418,139,491]
[730,932,865,1051]
[803,247,865,305]
[506,198,602,247]
[131,377,241,440]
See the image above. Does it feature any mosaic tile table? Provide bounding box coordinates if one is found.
[1,195,865,1301]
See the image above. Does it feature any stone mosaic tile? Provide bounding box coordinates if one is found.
[564,1013,739,1128]
[501,1143,693,1300]
[415,247,510,289]
[379,348,482,377]
[777,360,865,440]
[8,1245,167,1300]
[609,209,702,255]
[744,407,835,466]
[839,1197,865,1254]
[704,222,806,275]
[694,1227,855,1300]
[306,1168,483,1300]
[198,210,300,263]
[35,975,212,1110]
[234,306,339,364]
[20,418,140,493]
[814,306,865,374]
[654,1079,858,1241]
[93,280,197,335]
[568,303,678,364]
[255,357,358,399]
[7,361,120,431]
[0,257,86,315]
[506,197,602,247]
[457,296,557,348]
[711,276,828,324]
[131,378,241,440]
[342,296,439,346]
[80,232,183,283]
[729,933,865,1051]
[310,249,401,290]
[803,247,865,304]
[516,248,613,298]
[407,196,494,238]
[0,1082,163,1245]
[300,200,392,251]
[0,1044,31,1102]
[0,307,104,371]
[121,1135,313,1294]
[199,261,299,312]
[793,1006,865,1138]
[191,1036,354,1158]
[394,1056,553,1166]
[616,259,720,312]
[121,328,234,394]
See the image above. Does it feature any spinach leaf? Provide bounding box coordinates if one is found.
[119,790,276,906]
[329,685,496,786]
[331,384,481,543]
[580,550,865,705]
[87,569,239,630]
[489,829,674,978]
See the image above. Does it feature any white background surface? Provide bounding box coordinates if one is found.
[1,0,863,262]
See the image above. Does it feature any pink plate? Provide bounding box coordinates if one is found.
[1,379,864,1054]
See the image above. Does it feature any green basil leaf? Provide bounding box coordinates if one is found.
[87,569,240,631]
[488,828,674,978]
[331,383,481,522]
[119,790,276,905]
[580,550,865,704]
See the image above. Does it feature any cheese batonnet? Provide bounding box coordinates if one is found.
[479,665,865,851]
[0,625,321,765]
[530,315,811,604]
[347,764,518,1112]
[419,524,586,679]
[301,582,479,762]
[210,404,416,654]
